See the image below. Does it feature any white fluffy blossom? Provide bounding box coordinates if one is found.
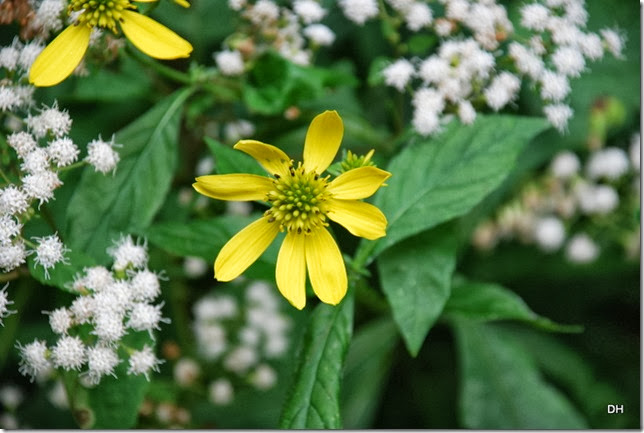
[539,70,570,102]
[293,0,327,24]
[85,137,120,174]
[484,72,521,111]
[209,378,234,405]
[303,24,335,46]
[250,364,277,390]
[214,50,245,76]
[47,307,73,334]
[33,234,68,276]
[586,147,630,180]
[130,269,161,301]
[20,147,50,174]
[383,59,415,91]
[552,46,585,77]
[0,186,29,216]
[550,151,580,179]
[0,86,20,112]
[404,2,433,31]
[520,3,550,31]
[108,235,148,271]
[533,216,565,252]
[47,137,79,167]
[565,233,599,264]
[7,132,37,158]
[457,100,476,125]
[338,0,379,25]
[223,345,258,374]
[127,302,168,336]
[86,345,120,384]
[543,103,573,132]
[0,240,27,272]
[18,42,44,71]
[246,0,280,24]
[17,340,52,381]
[0,385,23,411]
[0,44,20,71]
[51,335,86,371]
[21,170,62,204]
[0,285,15,325]
[174,358,201,387]
[127,345,163,380]
[0,215,21,244]
[600,28,625,58]
[27,104,72,139]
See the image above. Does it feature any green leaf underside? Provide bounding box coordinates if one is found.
[371,115,549,259]
[377,225,458,356]
[454,321,587,429]
[444,277,582,332]
[65,89,192,263]
[279,295,354,429]
[341,317,399,428]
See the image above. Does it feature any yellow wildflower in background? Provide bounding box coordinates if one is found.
[193,111,391,309]
[29,0,193,87]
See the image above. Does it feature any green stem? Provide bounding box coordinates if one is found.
[56,160,88,172]
[0,167,11,184]
[125,45,193,85]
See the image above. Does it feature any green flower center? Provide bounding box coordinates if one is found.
[265,163,331,235]
[68,0,135,33]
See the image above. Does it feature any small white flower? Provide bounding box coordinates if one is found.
[85,137,120,174]
[600,28,625,58]
[239,326,261,346]
[418,56,450,85]
[127,302,168,336]
[539,70,570,102]
[209,378,234,405]
[593,184,619,214]
[0,44,20,71]
[586,147,630,180]
[246,0,280,24]
[7,132,37,159]
[577,33,604,61]
[457,100,476,125]
[412,109,440,136]
[224,346,258,374]
[108,235,148,271]
[293,0,327,24]
[0,86,20,112]
[183,256,208,278]
[27,104,72,139]
[566,233,599,264]
[543,103,573,133]
[34,0,66,34]
[70,296,95,324]
[550,151,580,179]
[223,119,255,143]
[484,72,521,111]
[47,307,73,334]
[18,42,44,71]
[20,147,50,174]
[520,3,549,31]
[47,380,69,410]
[0,240,27,272]
[47,137,79,167]
[0,284,15,325]
[51,335,86,371]
[21,170,62,204]
[508,42,544,80]
[338,0,379,25]
[130,269,161,301]
[0,215,21,244]
[86,345,120,384]
[17,340,52,381]
[533,216,565,252]
[173,358,200,387]
[92,309,127,342]
[127,345,163,380]
[195,156,214,176]
[404,2,433,31]
[383,59,415,92]
[250,364,277,390]
[194,323,227,360]
[214,50,245,76]
[551,46,585,77]
[0,186,29,216]
[303,24,335,46]
[33,234,68,276]
[0,385,24,411]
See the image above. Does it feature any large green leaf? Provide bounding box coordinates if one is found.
[279,294,354,429]
[144,214,279,280]
[65,89,192,263]
[454,321,587,429]
[377,225,458,356]
[368,115,548,260]
[443,277,581,332]
[341,317,398,428]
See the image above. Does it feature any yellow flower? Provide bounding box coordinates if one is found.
[193,111,391,310]
[29,0,193,87]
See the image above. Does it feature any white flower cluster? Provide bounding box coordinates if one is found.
[0,284,16,325]
[218,0,334,72]
[379,0,625,136]
[192,280,291,405]
[17,236,168,385]
[0,38,43,112]
[472,132,640,264]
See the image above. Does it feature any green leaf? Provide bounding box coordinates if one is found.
[444,277,582,332]
[144,214,279,280]
[406,34,438,55]
[205,137,265,176]
[27,249,96,293]
[65,89,192,263]
[71,56,151,102]
[377,225,458,356]
[341,317,398,429]
[280,294,354,429]
[454,321,587,429]
[369,115,549,259]
[367,57,390,87]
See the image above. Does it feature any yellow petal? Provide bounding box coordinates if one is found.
[193,174,273,201]
[326,199,387,240]
[303,110,344,174]
[276,232,307,310]
[305,228,347,305]
[173,0,190,7]
[234,140,292,178]
[29,25,91,87]
[120,10,192,59]
[215,217,280,281]
[327,166,391,200]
